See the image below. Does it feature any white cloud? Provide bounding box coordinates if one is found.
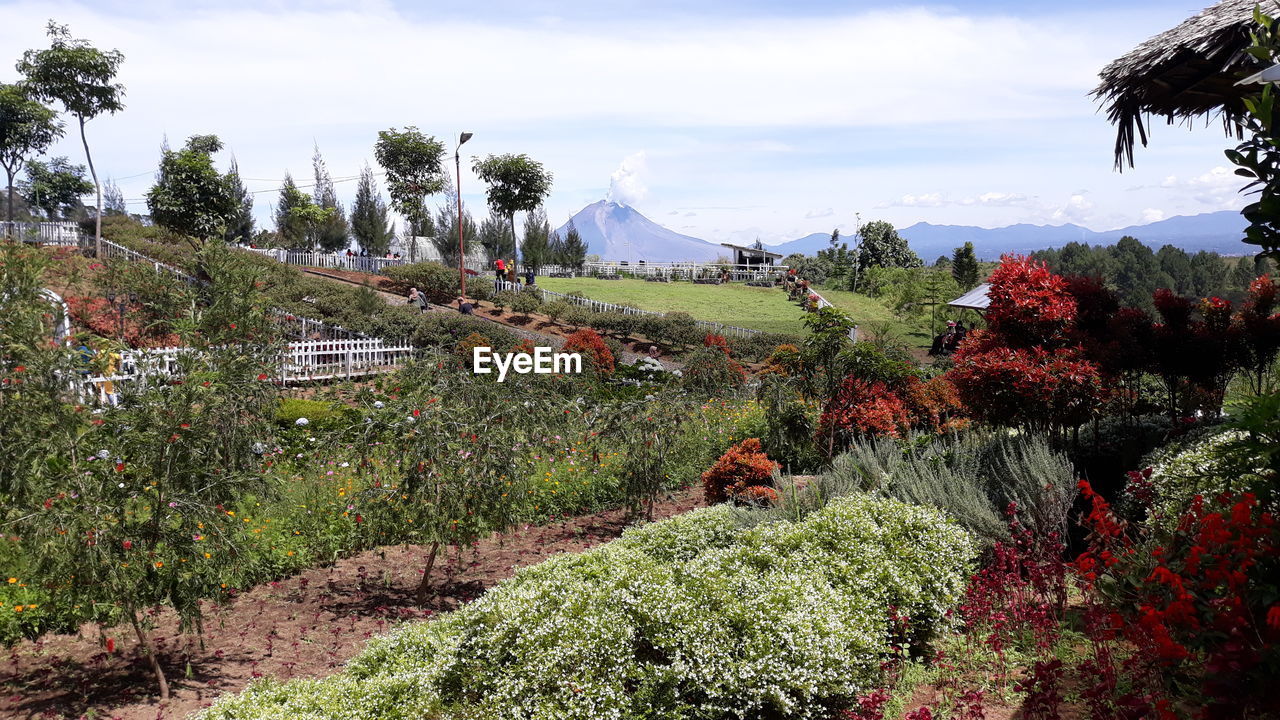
[1050,194,1094,223]
[1141,207,1165,223]
[606,152,647,206]
[805,208,834,219]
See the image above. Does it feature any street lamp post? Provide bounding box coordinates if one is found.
[106,290,135,342]
[455,132,473,300]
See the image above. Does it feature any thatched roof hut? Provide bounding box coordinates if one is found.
[1094,0,1276,169]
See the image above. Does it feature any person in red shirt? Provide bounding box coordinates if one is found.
[495,258,506,290]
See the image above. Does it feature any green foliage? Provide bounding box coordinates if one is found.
[558,221,587,271]
[471,153,553,263]
[681,346,746,394]
[542,298,569,322]
[856,219,921,277]
[521,207,552,272]
[147,134,238,248]
[223,158,254,244]
[199,495,974,720]
[350,164,394,256]
[0,82,63,222]
[374,127,447,240]
[274,398,345,429]
[478,213,515,263]
[382,261,458,303]
[1226,7,1280,262]
[20,156,92,220]
[311,144,350,253]
[507,287,542,317]
[951,241,980,290]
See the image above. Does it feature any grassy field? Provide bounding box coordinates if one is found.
[818,288,935,346]
[536,277,808,335]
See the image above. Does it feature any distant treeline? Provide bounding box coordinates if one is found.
[1030,236,1275,311]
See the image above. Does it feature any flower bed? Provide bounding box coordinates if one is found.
[201,495,975,720]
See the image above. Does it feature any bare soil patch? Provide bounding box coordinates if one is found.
[0,487,706,720]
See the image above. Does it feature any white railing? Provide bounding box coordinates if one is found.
[83,338,416,396]
[245,248,488,275]
[101,239,369,340]
[492,281,765,339]
[537,261,788,282]
[2,221,84,246]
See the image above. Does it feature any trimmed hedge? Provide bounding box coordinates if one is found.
[201,496,974,720]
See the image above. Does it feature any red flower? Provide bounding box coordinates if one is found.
[13,366,24,373]
[257,373,268,381]
[122,540,132,550]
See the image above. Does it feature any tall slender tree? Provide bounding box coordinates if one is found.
[224,157,254,244]
[0,83,63,224]
[561,220,587,271]
[312,144,349,252]
[350,163,394,256]
[472,153,553,264]
[374,127,446,262]
[102,178,126,216]
[274,173,307,249]
[951,241,980,290]
[521,207,552,273]
[18,21,125,256]
[433,175,477,267]
[478,213,515,263]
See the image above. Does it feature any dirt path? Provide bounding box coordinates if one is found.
[0,488,706,720]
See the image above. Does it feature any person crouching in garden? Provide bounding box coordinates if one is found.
[457,296,475,315]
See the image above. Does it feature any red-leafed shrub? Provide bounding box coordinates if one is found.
[818,377,912,449]
[563,328,615,375]
[701,437,779,504]
[984,255,1077,348]
[1236,274,1280,394]
[64,295,181,348]
[760,343,803,377]
[949,345,1106,431]
[682,335,747,392]
[512,338,537,356]
[455,332,491,370]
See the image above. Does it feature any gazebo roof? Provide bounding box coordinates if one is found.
[948,283,991,312]
[1094,0,1263,169]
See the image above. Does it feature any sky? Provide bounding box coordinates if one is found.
[0,0,1251,246]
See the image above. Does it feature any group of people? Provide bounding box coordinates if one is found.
[494,258,535,290]
[406,287,477,316]
[928,320,969,356]
[343,248,401,260]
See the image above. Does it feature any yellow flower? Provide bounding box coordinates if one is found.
[6,578,14,584]
[226,511,235,516]
[155,561,163,568]
[13,605,22,612]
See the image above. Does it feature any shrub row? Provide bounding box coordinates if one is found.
[201,495,974,720]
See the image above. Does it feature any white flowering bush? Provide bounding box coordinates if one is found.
[201,496,974,720]
[1142,430,1271,529]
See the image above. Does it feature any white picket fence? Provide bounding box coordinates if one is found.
[493,281,766,339]
[83,338,416,398]
[1,221,84,245]
[101,239,369,340]
[563,261,789,282]
[246,248,488,274]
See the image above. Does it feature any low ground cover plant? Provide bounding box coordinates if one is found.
[200,494,975,720]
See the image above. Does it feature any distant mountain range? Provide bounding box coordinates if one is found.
[554,202,1251,263]
[766,211,1250,261]
[556,201,724,263]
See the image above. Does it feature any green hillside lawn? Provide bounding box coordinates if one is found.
[536,277,806,336]
[818,288,934,346]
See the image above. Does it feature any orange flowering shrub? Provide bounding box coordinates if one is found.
[563,328,615,375]
[455,332,492,370]
[761,343,803,377]
[901,375,965,432]
[701,437,779,504]
[817,377,912,449]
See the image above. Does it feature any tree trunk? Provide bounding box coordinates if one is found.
[414,541,440,604]
[128,606,169,701]
[4,166,14,226]
[79,116,102,257]
[510,213,519,267]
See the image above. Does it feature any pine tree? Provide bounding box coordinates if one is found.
[431,174,476,267]
[349,163,393,256]
[312,145,349,252]
[223,157,254,244]
[561,220,587,271]
[521,207,552,273]
[548,230,566,267]
[951,241,979,290]
[479,214,515,263]
[274,172,308,250]
[103,178,126,216]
